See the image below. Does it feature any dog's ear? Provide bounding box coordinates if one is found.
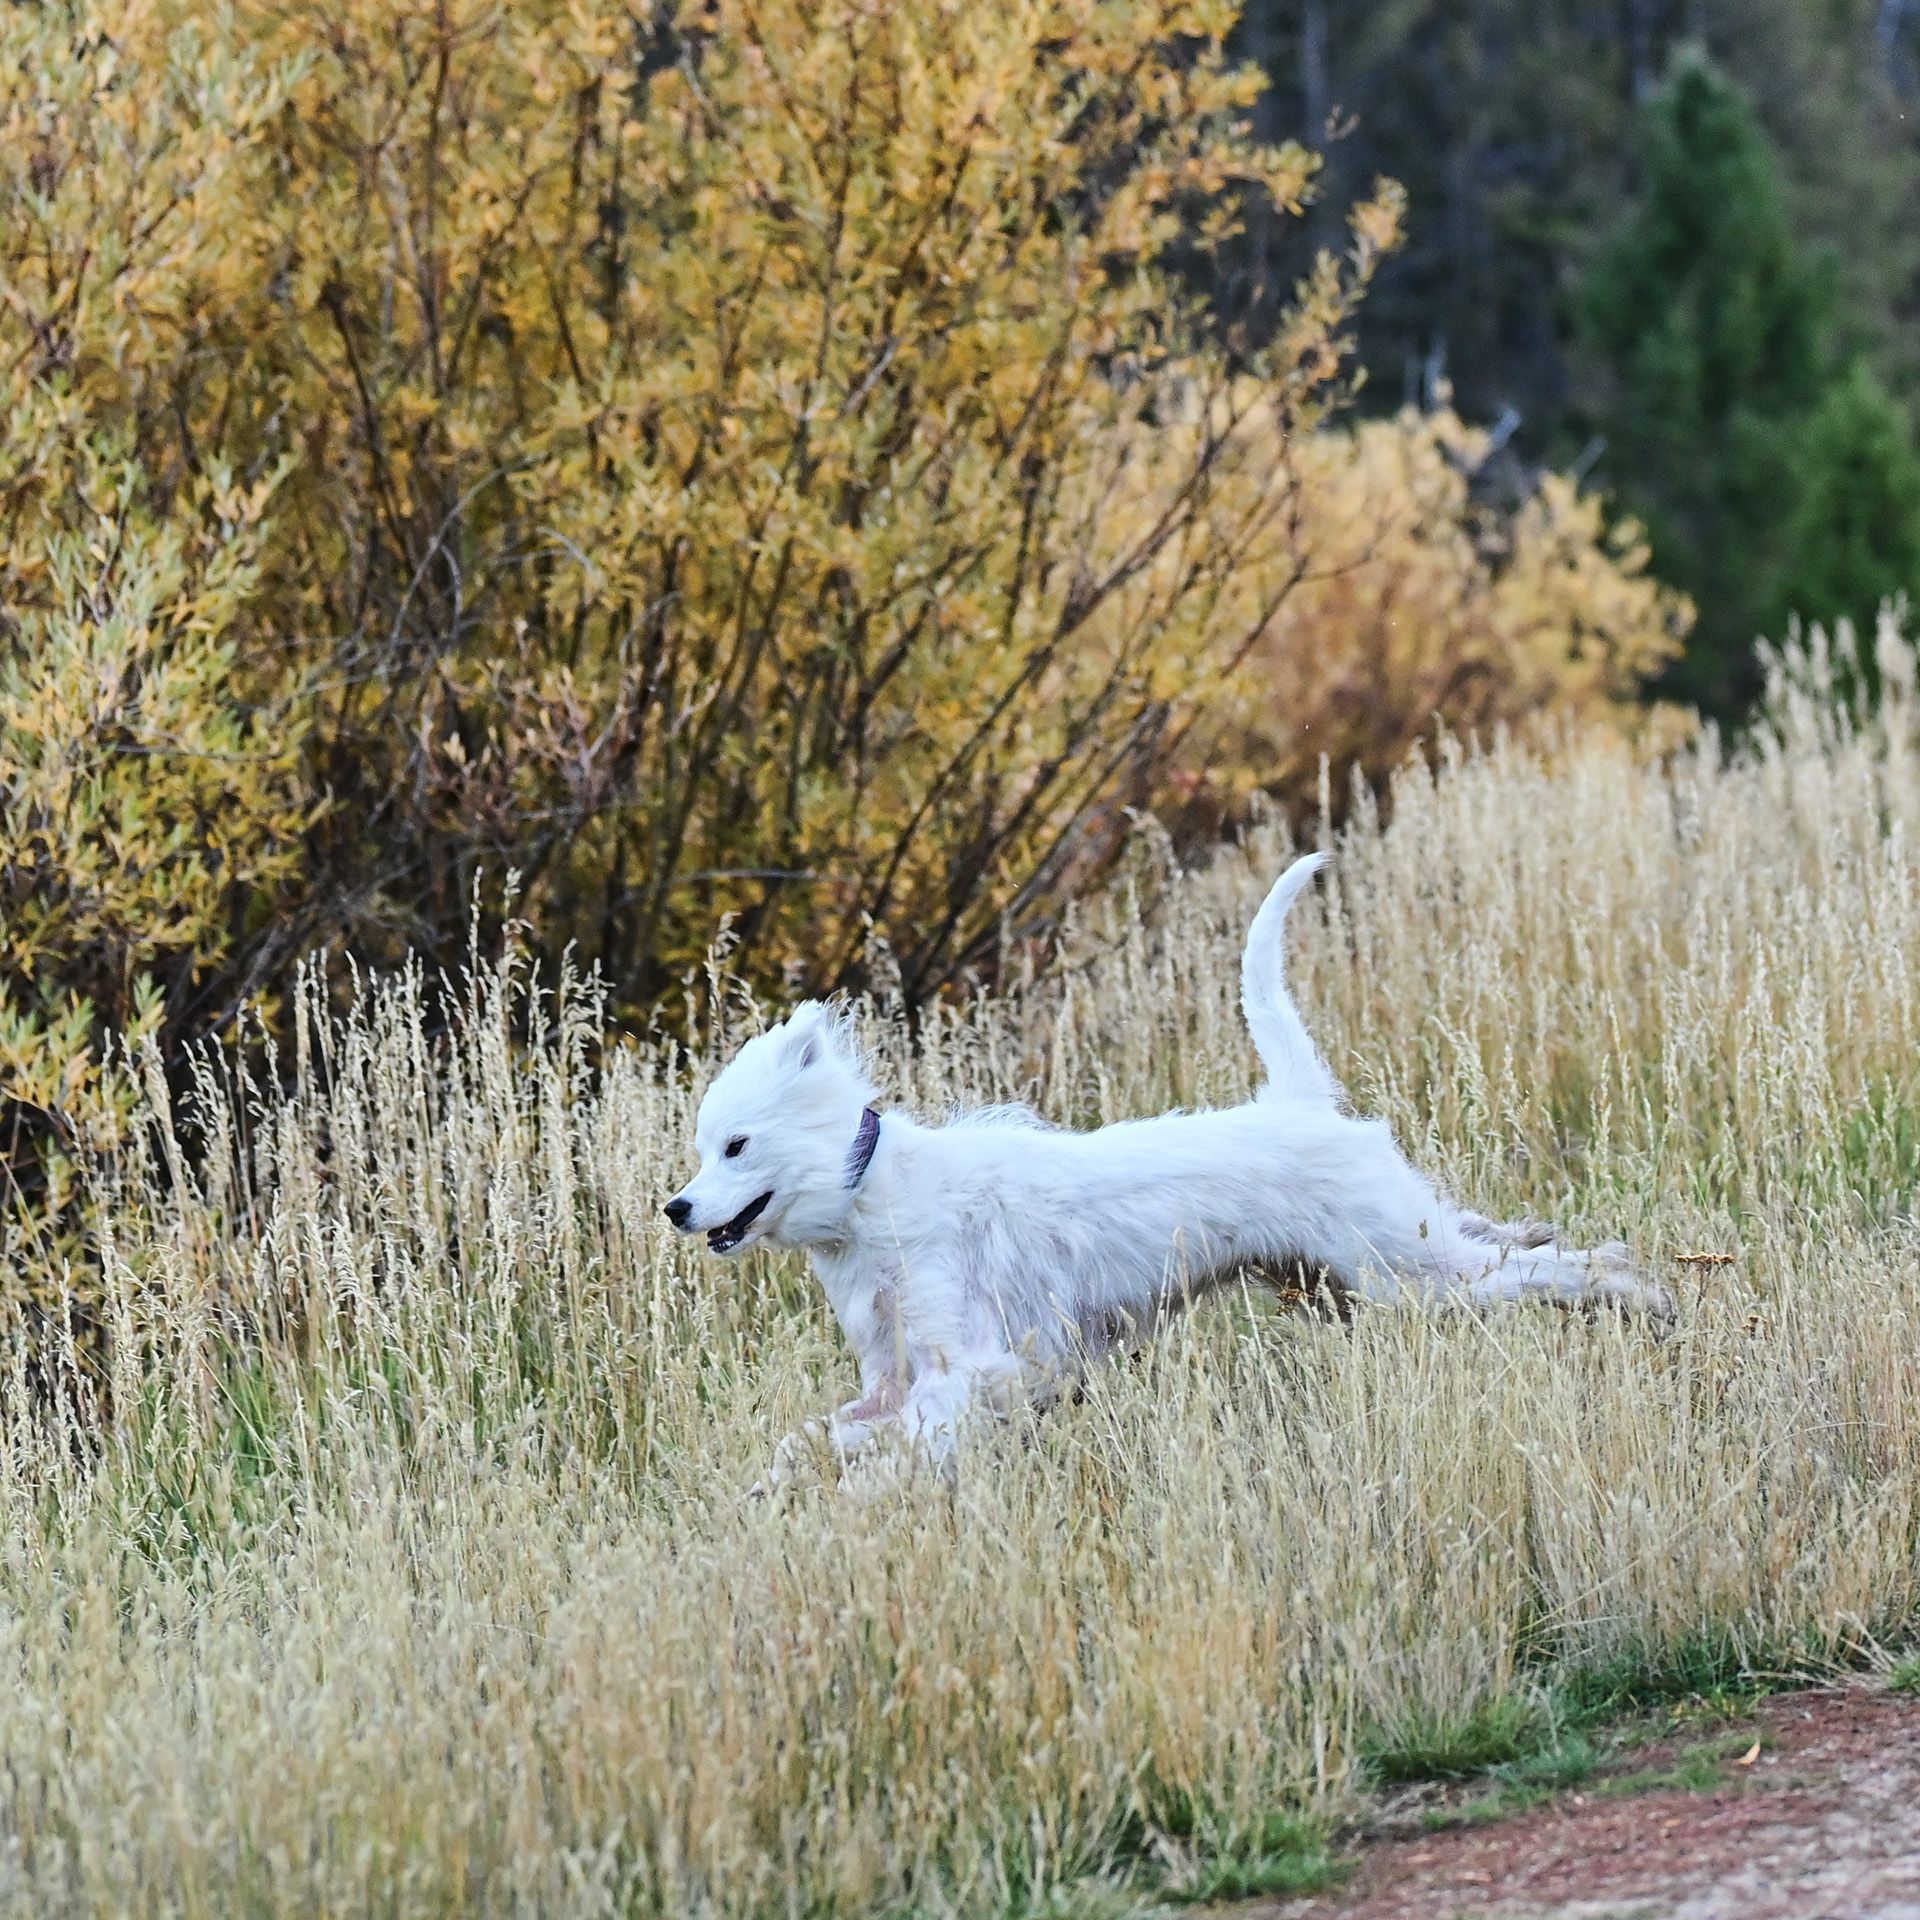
[778,1002,831,1071]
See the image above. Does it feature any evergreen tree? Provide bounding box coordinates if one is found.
[1777,363,1920,656]
[1580,51,1920,711]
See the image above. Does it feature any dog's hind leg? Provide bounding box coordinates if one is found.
[1458,1238,1673,1323]
[1457,1210,1557,1249]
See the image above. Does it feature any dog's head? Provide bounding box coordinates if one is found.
[663,1001,880,1254]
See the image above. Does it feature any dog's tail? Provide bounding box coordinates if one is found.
[1241,852,1341,1105]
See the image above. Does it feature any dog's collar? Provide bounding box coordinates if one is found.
[845,1106,882,1189]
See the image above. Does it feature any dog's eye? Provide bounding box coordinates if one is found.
[725,1135,748,1158]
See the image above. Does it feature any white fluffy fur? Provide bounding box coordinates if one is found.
[666,855,1671,1483]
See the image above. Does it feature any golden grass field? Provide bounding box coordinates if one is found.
[3,632,1918,1919]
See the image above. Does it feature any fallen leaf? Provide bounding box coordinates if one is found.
[1735,1741,1762,1767]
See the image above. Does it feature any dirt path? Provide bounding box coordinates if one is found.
[1224,1681,1920,1920]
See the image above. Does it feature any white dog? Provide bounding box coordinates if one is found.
[665,855,1670,1482]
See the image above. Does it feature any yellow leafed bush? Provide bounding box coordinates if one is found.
[0,396,310,1277]
[1,0,1395,1005]
[1125,398,1695,825]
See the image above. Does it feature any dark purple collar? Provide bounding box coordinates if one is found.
[845,1106,882,1188]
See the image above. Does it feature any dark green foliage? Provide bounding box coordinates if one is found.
[1226,0,1651,420]
[1578,53,1819,710]
[1580,53,1920,711]
[1580,53,1827,458]
[1229,0,1920,419]
[1778,364,1920,656]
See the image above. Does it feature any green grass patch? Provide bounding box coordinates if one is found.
[1418,1731,1600,1830]
[1362,1694,1553,1785]
[1419,1724,1767,1832]
[1420,1784,1547,1832]
[1102,1792,1347,1908]
[1377,1635,1798,1836]
[1553,1630,1764,1723]
[1160,1812,1347,1905]
[1887,1653,1920,1696]
[1591,1727,1764,1799]
[1498,1728,1605,1791]
[1363,1630,1780,1796]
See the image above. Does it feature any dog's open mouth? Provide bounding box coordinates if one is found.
[708,1190,773,1253]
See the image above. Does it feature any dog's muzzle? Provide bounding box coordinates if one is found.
[707,1190,773,1253]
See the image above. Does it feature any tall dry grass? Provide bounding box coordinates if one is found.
[2,622,1919,1918]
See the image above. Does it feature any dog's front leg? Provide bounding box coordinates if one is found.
[753,1374,905,1498]
[822,1376,906,1464]
[894,1349,1040,1472]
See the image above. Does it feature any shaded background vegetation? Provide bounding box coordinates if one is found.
[1223,0,1920,709]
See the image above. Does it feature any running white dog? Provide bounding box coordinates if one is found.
[664,854,1670,1482]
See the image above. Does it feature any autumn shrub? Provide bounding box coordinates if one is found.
[1149,400,1692,830]
[0,395,311,1295]
[1,0,1404,1000]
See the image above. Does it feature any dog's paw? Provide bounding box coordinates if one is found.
[1590,1260,1676,1330]
[745,1421,830,1502]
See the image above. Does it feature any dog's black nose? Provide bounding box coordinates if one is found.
[663,1196,692,1229]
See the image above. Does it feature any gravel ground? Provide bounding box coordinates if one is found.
[1222,1681,1920,1920]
